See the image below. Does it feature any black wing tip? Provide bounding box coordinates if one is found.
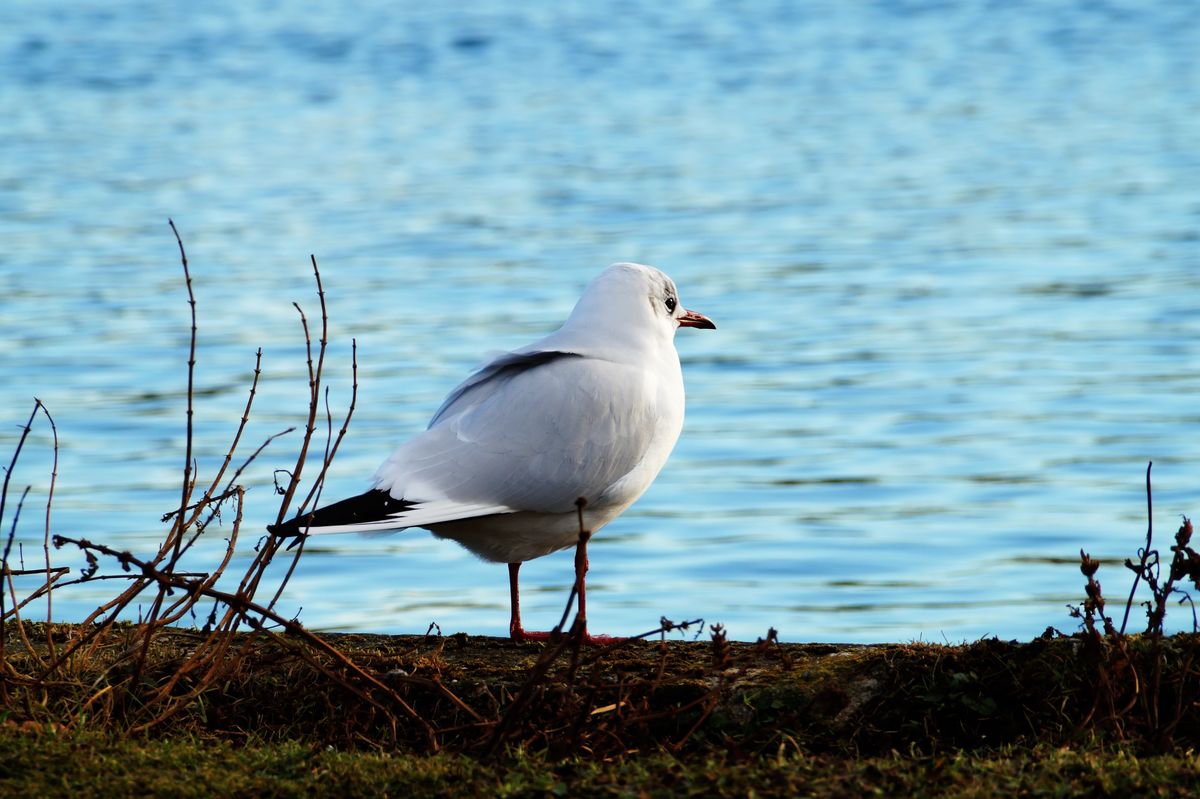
[267,490,414,536]
[266,517,306,537]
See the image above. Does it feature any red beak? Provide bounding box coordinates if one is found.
[677,309,716,329]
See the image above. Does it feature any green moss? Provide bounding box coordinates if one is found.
[3,729,1199,799]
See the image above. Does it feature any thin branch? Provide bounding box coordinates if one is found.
[168,218,198,567]
[37,399,60,657]
[268,339,358,614]
[1121,461,1153,635]
[52,534,436,746]
[274,255,329,526]
[0,402,41,685]
[2,487,42,672]
[177,348,265,534]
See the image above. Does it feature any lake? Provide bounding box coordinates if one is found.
[2,0,1198,642]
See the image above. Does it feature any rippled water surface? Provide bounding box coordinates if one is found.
[2,1,1199,642]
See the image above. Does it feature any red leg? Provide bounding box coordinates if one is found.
[570,528,624,645]
[574,529,591,628]
[507,562,525,640]
[509,561,556,643]
[506,533,623,645]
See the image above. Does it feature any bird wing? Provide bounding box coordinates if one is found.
[427,349,582,427]
[373,349,664,515]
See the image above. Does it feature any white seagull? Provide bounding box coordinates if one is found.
[269,262,715,642]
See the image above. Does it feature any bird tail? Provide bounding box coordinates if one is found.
[267,489,416,537]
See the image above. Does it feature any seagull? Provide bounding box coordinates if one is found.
[269,262,715,642]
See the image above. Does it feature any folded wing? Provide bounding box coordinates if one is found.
[373,349,660,515]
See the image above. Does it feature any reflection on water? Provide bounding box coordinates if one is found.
[2,1,1199,641]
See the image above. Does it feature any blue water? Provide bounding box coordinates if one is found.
[3,1,1199,643]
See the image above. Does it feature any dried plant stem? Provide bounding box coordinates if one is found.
[273,254,330,526]
[51,534,435,744]
[267,340,357,615]
[38,400,60,659]
[297,340,358,517]
[1,566,69,619]
[2,224,431,747]
[168,217,198,567]
[1,402,41,690]
[173,349,264,536]
[1121,461,1154,635]
[130,219,200,684]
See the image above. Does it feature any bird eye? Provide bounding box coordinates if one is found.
[665,296,677,313]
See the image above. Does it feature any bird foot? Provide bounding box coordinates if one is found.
[509,626,625,646]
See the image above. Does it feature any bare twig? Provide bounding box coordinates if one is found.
[267,339,357,615]
[38,399,60,659]
[1,402,41,688]
[51,534,436,745]
[1,228,409,746]
[168,217,198,568]
[274,254,330,526]
[1121,462,1154,635]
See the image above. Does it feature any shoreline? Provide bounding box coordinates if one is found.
[5,625,1200,795]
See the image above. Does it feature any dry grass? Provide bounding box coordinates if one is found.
[0,220,405,741]
[1069,466,1200,749]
